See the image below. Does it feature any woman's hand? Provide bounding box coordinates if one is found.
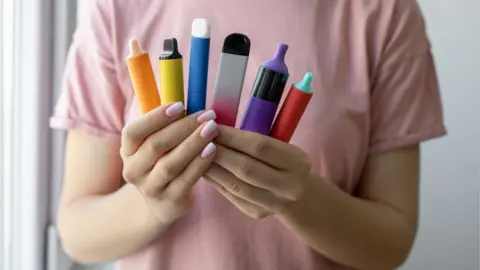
[121,102,218,226]
[204,125,313,219]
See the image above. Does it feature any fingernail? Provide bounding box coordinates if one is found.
[165,102,185,117]
[197,110,216,123]
[201,142,216,158]
[200,120,217,138]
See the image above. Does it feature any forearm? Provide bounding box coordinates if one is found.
[278,177,417,270]
[57,183,168,263]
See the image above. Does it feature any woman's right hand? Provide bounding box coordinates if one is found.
[120,102,218,227]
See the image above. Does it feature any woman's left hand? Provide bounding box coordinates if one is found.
[204,125,313,219]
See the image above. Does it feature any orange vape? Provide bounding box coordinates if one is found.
[126,39,161,114]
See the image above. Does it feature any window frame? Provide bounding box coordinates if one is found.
[0,0,77,269]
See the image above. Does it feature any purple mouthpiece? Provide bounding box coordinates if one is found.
[273,44,288,59]
[261,43,289,75]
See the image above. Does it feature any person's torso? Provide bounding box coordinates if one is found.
[111,0,390,269]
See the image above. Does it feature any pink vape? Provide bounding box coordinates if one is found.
[210,33,251,127]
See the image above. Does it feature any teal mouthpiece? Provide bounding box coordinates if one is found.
[294,72,313,93]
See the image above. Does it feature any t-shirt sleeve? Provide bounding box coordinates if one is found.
[369,0,446,154]
[50,0,125,141]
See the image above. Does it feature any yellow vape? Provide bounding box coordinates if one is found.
[159,38,185,105]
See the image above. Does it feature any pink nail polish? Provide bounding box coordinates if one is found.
[165,102,185,117]
[200,120,217,138]
[201,142,216,158]
[197,110,216,123]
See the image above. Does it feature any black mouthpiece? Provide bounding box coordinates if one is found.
[222,33,250,56]
[159,38,182,60]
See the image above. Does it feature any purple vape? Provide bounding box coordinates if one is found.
[240,44,289,135]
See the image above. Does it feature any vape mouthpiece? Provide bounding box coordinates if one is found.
[294,72,313,93]
[262,43,289,75]
[273,44,288,60]
[160,38,182,59]
[128,39,143,56]
[222,33,251,56]
[192,18,210,38]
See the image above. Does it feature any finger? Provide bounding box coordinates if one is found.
[205,164,286,214]
[214,145,303,201]
[122,155,149,185]
[165,143,217,199]
[214,125,310,171]
[131,110,217,175]
[121,102,185,156]
[207,178,272,219]
[144,120,218,194]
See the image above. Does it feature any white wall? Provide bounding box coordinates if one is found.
[400,1,480,269]
[74,1,479,270]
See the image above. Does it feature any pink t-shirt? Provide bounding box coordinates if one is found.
[51,0,446,269]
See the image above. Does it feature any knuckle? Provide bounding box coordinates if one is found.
[144,172,170,196]
[122,159,139,183]
[229,181,242,194]
[249,210,267,220]
[160,162,178,181]
[252,136,269,157]
[181,136,198,151]
[294,148,312,173]
[286,185,305,201]
[238,159,254,178]
[147,137,166,155]
[122,125,138,143]
[272,203,287,215]
[119,145,128,158]
[122,167,136,183]
[300,155,313,172]
[168,179,188,198]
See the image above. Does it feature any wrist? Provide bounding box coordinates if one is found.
[122,184,170,238]
[134,187,192,236]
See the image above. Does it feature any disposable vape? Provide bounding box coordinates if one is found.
[159,38,185,105]
[240,44,289,135]
[270,72,313,142]
[126,39,161,113]
[187,18,211,115]
[210,33,251,126]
